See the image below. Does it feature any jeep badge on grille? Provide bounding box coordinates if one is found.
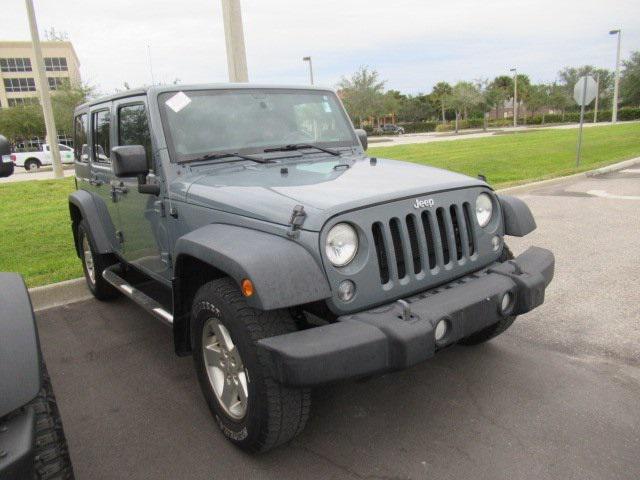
[413,198,435,208]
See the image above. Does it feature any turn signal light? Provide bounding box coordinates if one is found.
[241,279,254,297]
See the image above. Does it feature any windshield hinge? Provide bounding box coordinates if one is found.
[287,205,307,238]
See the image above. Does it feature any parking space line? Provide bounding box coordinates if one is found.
[586,189,640,201]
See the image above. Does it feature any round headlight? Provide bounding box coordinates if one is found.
[325,223,358,267]
[475,193,493,228]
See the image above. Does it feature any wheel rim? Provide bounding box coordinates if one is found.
[27,162,38,171]
[82,236,96,285]
[202,317,248,420]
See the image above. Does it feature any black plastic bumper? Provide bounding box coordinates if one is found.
[0,407,35,480]
[258,246,555,386]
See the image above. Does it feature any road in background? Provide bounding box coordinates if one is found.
[36,165,640,480]
[370,119,640,147]
[0,165,74,184]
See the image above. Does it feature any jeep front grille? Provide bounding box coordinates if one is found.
[371,203,476,285]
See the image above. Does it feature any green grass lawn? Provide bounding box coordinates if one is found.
[0,177,81,287]
[369,123,640,186]
[1,123,639,288]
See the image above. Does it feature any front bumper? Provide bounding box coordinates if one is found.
[258,246,554,386]
[0,407,35,480]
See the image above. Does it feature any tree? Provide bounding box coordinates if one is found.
[0,82,92,143]
[337,66,386,126]
[449,82,482,133]
[526,84,551,123]
[620,51,640,107]
[488,76,512,120]
[397,94,434,122]
[431,82,452,124]
[558,65,613,110]
[548,82,572,120]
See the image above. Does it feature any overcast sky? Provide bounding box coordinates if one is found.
[3,0,639,95]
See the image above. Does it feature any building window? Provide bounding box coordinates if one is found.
[3,78,36,92]
[0,58,32,72]
[44,57,68,72]
[48,77,67,90]
[8,98,39,107]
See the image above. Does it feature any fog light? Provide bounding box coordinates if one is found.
[500,292,513,314]
[492,235,501,251]
[434,319,448,341]
[337,280,356,302]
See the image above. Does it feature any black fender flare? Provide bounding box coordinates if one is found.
[68,190,116,255]
[497,194,537,237]
[173,224,331,310]
[0,273,41,417]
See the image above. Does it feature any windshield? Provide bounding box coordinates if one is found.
[158,88,357,162]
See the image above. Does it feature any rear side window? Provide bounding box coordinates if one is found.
[92,110,111,163]
[73,114,88,162]
[118,104,152,167]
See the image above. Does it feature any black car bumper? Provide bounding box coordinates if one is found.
[258,246,554,386]
[0,407,35,480]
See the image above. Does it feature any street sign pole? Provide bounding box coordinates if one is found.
[576,78,588,167]
[593,72,599,123]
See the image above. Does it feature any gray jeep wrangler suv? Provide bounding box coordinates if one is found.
[69,84,554,452]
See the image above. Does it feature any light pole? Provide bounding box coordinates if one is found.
[609,29,621,123]
[302,56,314,85]
[594,72,600,123]
[25,0,63,178]
[510,67,518,127]
[221,0,248,82]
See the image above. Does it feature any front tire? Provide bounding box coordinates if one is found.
[30,356,75,479]
[191,278,310,453]
[459,245,517,346]
[77,220,119,301]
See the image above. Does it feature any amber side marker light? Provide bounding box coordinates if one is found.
[241,279,254,297]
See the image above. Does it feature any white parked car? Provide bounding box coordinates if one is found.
[10,144,75,171]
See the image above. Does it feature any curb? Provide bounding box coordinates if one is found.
[498,156,640,194]
[29,156,640,312]
[29,277,91,313]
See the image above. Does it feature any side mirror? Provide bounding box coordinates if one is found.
[355,129,368,151]
[0,135,10,157]
[111,145,148,178]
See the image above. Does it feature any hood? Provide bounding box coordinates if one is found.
[174,155,486,231]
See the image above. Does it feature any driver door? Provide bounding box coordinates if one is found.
[111,97,171,281]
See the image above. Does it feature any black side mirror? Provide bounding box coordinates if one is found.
[355,129,368,151]
[0,135,10,157]
[111,145,148,178]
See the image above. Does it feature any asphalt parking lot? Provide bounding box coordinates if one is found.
[36,164,640,480]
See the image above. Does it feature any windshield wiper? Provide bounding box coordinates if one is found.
[263,144,341,156]
[186,152,273,164]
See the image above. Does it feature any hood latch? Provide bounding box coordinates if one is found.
[287,205,307,238]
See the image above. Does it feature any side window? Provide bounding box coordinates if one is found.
[92,110,111,163]
[73,114,88,162]
[118,104,152,168]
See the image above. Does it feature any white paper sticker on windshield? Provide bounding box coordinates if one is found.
[165,91,192,113]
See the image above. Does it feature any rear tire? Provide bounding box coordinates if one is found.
[77,220,119,301]
[191,278,311,453]
[30,356,75,479]
[24,158,41,172]
[459,245,517,346]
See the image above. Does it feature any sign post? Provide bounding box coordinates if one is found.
[573,75,597,167]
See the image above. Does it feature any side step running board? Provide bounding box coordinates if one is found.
[102,266,173,326]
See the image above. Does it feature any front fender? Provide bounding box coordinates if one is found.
[173,224,331,311]
[0,273,41,417]
[69,190,117,254]
[498,195,537,237]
